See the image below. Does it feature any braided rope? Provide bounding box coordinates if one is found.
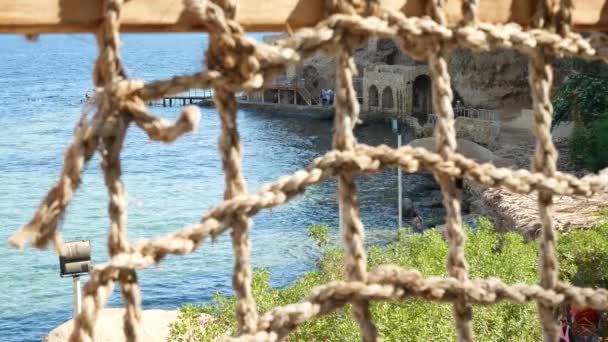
[426,1,473,340]
[8,0,608,341]
[202,0,260,334]
[335,43,378,342]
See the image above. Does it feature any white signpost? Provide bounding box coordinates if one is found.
[391,118,403,230]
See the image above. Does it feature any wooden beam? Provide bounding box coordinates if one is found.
[0,0,607,34]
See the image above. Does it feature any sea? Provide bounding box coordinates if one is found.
[0,33,435,341]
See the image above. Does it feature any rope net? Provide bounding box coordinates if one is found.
[8,0,608,341]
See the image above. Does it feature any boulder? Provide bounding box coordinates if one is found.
[409,138,497,163]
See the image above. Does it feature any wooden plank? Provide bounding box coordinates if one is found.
[0,0,606,33]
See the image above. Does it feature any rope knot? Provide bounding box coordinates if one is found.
[324,0,380,17]
[207,34,263,90]
[186,0,263,90]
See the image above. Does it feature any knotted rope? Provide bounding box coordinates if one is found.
[9,0,608,341]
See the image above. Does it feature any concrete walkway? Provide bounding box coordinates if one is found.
[45,308,180,342]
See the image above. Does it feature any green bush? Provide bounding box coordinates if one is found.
[551,66,608,171]
[558,222,608,288]
[553,73,608,126]
[307,223,330,247]
[569,116,608,171]
[169,218,608,341]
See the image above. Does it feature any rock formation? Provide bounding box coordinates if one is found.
[295,38,532,111]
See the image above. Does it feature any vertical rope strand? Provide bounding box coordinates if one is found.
[334,45,378,342]
[69,269,119,342]
[532,0,555,31]
[427,1,473,340]
[207,0,259,334]
[531,1,561,340]
[118,266,143,341]
[100,116,143,342]
[461,0,479,25]
[92,1,144,340]
[214,88,258,334]
[427,0,447,26]
[101,118,129,257]
[429,49,473,342]
[530,49,560,342]
[557,0,573,36]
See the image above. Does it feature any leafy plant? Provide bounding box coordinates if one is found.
[551,62,608,171]
[553,73,608,127]
[569,116,608,171]
[558,223,608,288]
[307,223,330,247]
[169,218,608,341]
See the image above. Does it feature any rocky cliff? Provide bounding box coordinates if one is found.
[448,48,531,111]
[297,38,532,112]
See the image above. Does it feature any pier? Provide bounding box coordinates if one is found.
[148,89,213,107]
[241,76,362,107]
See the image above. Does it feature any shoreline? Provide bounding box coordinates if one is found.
[198,99,397,124]
[200,99,336,120]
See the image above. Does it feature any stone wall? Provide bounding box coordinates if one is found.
[362,64,430,122]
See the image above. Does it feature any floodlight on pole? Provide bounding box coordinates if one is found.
[59,240,91,318]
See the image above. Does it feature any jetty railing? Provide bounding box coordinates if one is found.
[148,88,213,107]
[425,107,499,129]
[454,107,499,121]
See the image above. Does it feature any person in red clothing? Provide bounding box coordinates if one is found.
[571,306,600,342]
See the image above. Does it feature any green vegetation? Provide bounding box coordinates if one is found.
[169,218,608,341]
[307,223,330,247]
[552,60,608,171]
[568,116,608,171]
[559,222,608,288]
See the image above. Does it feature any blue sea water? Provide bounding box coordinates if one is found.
[0,33,415,341]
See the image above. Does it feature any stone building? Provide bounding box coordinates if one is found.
[362,64,432,122]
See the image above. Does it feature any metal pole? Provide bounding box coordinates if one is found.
[339,199,343,232]
[398,133,402,229]
[73,275,82,317]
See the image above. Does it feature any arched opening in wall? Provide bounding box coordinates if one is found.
[453,88,465,107]
[369,85,379,107]
[412,74,432,124]
[452,88,465,117]
[301,65,324,100]
[382,86,393,109]
[302,65,320,87]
